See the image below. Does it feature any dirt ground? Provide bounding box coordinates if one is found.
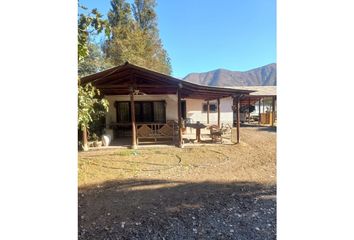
[78,126,276,239]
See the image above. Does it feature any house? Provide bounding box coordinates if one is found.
[81,62,254,148]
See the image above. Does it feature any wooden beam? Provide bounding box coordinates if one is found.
[217,98,220,128]
[100,89,178,95]
[206,100,210,124]
[248,98,251,124]
[258,98,261,125]
[130,89,137,149]
[91,68,132,86]
[236,96,240,143]
[183,94,230,100]
[177,87,183,147]
[271,96,276,126]
[133,71,180,85]
[98,84,177,89]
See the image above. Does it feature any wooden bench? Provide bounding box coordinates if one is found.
[136,123,176,144]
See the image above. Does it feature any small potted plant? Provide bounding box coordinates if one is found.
[92,133,99,147]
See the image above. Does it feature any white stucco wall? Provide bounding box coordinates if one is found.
[105,95,235,128]
[105,94,178,127]
[185,97,234,126]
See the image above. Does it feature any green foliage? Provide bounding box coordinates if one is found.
[108,0,132,27]
[132,0,157,31]
[105,0,172,75]
[78,7,110,62]
[78,82,109,130]
[78,3,110,133]
[91,133,99,141]
[78,40,113,77]
[77,0,173,140]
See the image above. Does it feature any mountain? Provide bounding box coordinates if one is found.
[183,63,276,86]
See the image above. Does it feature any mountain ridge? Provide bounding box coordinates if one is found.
[183,63,276,86]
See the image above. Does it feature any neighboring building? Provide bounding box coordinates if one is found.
[184,86,276,126]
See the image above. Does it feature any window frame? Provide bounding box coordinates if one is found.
[114,100,166,123]
[202,102,218,113]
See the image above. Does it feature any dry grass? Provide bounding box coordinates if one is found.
[78,127,276,239]
[78,126,276,188]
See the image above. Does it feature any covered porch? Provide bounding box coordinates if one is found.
[226,86,277,126]
[81,62,253,149]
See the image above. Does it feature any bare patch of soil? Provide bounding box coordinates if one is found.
[78,127,276,239]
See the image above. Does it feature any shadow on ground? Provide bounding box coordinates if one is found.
[240,124,276,133]
[79,179,276,240]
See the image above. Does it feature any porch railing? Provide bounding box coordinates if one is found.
[136,122,178,144]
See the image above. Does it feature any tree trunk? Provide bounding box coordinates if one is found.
[82,126,88,151]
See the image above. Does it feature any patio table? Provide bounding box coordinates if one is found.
[185,121,207,142]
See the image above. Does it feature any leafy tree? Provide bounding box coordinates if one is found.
[108,0,131,28]
[105,0,172,75]
[78,7,109,62]
[78,84,108,138]
[132,0,157,32]
[78,40,113,77]
[78,4,110,150]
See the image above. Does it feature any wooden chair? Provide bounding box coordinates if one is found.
[209,125,223,143]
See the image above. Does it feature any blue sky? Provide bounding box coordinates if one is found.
[79,0,276,78]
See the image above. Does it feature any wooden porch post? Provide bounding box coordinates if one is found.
[130,89,137,149]
[258,98,261,125]
[248,98,251,124]
[177,86,183,147]
[236,96,241,143]
[217,98,220,128]
[206,100,210,124]
[271,96,276,126]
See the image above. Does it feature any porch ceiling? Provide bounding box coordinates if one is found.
[80,62,254,100]
[239,95,277,107]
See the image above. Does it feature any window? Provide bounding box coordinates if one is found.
[153,102,166,122]
[115,101,166,123]
[141,102,153,122]
[116,102,130,122]
[202,102,217,113]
